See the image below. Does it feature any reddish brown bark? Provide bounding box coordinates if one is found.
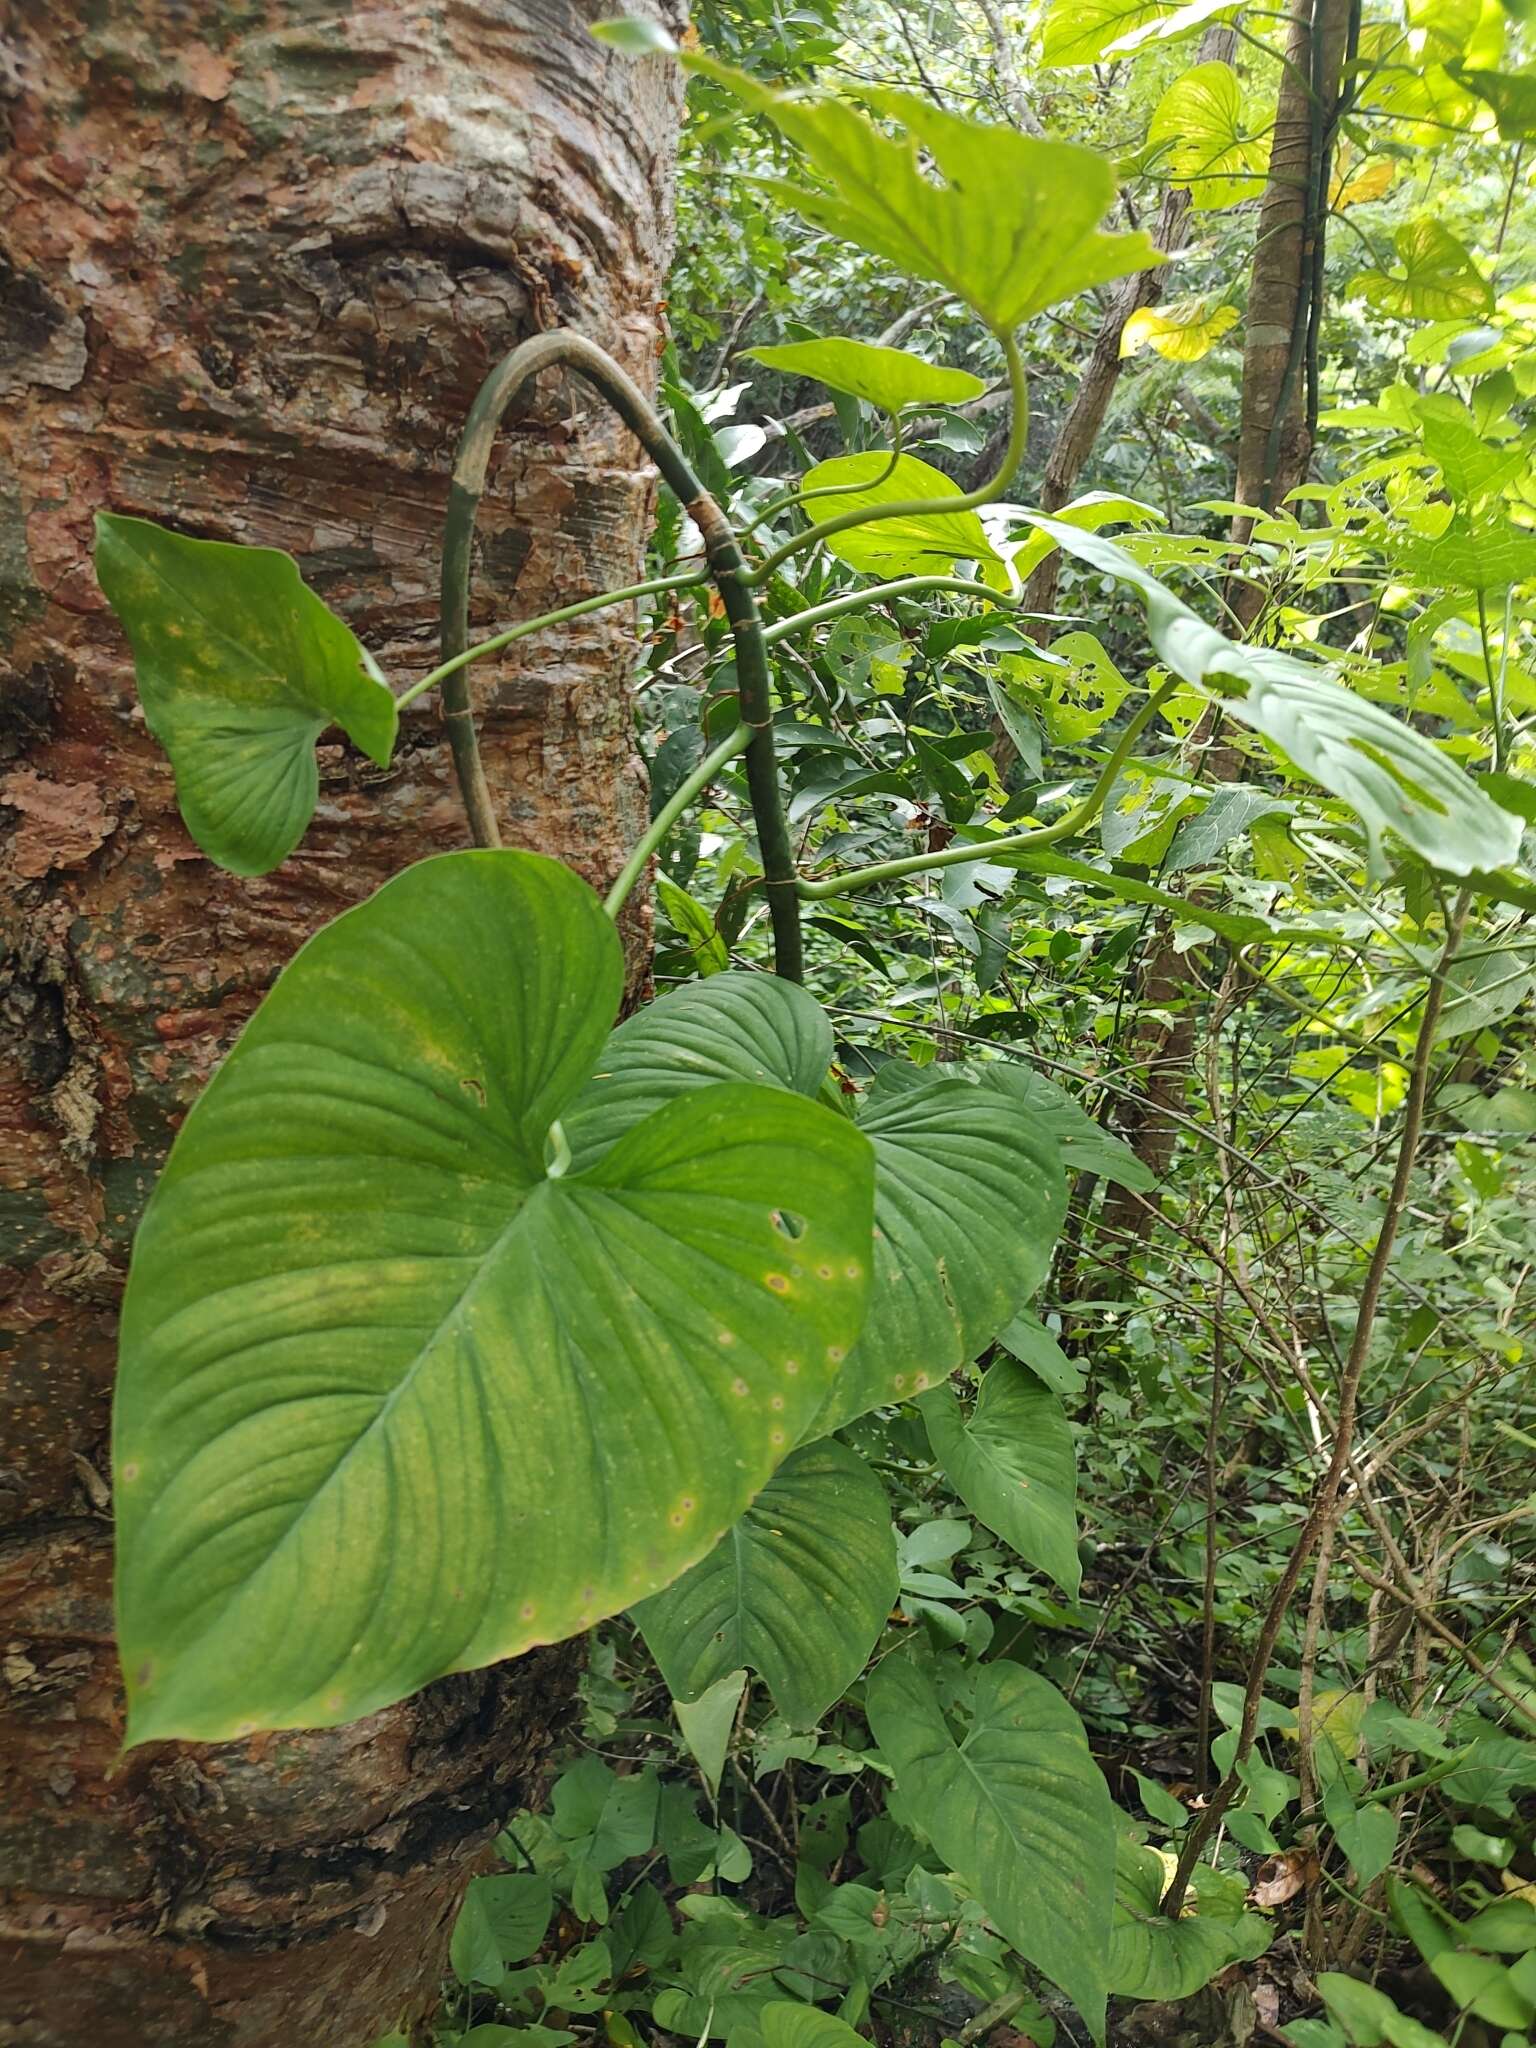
[0,2,681,2039]
[1229,0,1352,607]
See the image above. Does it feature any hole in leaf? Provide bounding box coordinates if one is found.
[772,1209,807,1240]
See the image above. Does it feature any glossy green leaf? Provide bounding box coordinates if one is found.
[113,852,874,1744]
[1316,1972,1445,2048]
[1109,1841,1270,2001]
[1355,221,1494,320]
[674,1670,748,1802]
[568,982,1067,1440]
[566,970,832,1165]
[686,59,1164,331]
[813,1075,1067,1431]
[800,453,1006,581]
[867,1650,1115,2040]
[743,338,986,411]
[1148,63,1268,208]
[1020,515,1524,875]
[634,1439,897,1729]
[975,1061,1155,1192]
[451,1874,555,1986]
[760,2006,869,2048]
[997,1309,1086,1397]
[94,512,396,876]
[920,1360,1081,1597]
[1450,62,1536,139]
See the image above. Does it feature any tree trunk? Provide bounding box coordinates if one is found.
[1229,0,1352,601]
[1096,0,1352,1248]
[0,3,681,2041]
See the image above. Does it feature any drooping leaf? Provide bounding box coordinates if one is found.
[1108,1841,1270,2001]
[674,1670,749,1802]
[867,1650,1115,2040]
[920,1360,1081,1596]
[743,338,986,411]
[1355,221,1494,320]
[634,1439,897,1729]
[1435,939,1536,1039]
[1017,515,1524,875]
[1165,785,1291,872]
[996,1309,1086,1397]
[800,453,1006,581]
[1148,64,1268,208]
[1042,0,1235,65]
[113,852,874,1744]
[685,59,1165,332]
[1121,297,1240,362]
[94,513,397,876]
[813,1076,1067,1431]
[759,2005,871,2048]
[1395,516,1536,592]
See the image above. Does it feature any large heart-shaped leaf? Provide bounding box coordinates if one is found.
[867,1650,1115,2041]
[1108,1841,1270,2001]
[567,970,833,1164]
[1148,63,1268,208]
[633,1437,897,1728]
[1020,515,1524,876]
[800,454,1007,583]
[687,60,1163,333]
[113,852,874,1745]
[973,1060,1155,1193]
[567,986,1067,1438]
[919,1361,1081,1598]
[812,1075,1067,1432]
[743,338,986,412]
[1355,221,1494,321]
[94,513,397,876]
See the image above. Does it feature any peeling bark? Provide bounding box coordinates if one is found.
[0,3,682,2040]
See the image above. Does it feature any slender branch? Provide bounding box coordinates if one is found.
[796,680,1177,901]
[440,329,802,979]
[764,575,1040,647]
[1160,893,1472,1918]
[745,330,1030,585]
[399,571,707,712]
[604,721,752,919]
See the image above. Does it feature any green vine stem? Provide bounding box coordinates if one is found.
[796,679,1178,900]
[763,574,1043,648]
[440,329,803,981]
[399,570,708,713]
[738,415,907,541]
[604,720,752,919]
[743,331,1030,585]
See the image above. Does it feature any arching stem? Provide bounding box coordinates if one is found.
[796,680,1177,900]
[440,329,803,980]
[605,721,752,919]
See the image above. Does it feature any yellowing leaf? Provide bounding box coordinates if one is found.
[1148,63,1269,209]
[800,452,1008,581]
[1355,220,1494,321]
[1121,297,1240,362]
[1331,155,1395,207]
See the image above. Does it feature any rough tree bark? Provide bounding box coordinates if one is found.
[0,3,681,2041]
[1097,0,1352,1248]
[1229,0,1353,604]
[1021,24,1237,623]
